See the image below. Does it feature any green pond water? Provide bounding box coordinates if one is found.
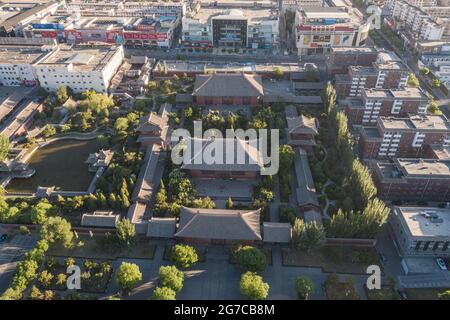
[7,139,99,193]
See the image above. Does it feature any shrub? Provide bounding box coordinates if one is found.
[235,245,267,272]
[158,265,184,293]
[240,272,269,300]
[171,244,198,268]
[295,276,315,299]
[152,286,176,300]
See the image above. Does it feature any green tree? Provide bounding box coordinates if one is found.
[322,81,336,115]
[42,125,56,138]
[154,180,168,215]
[115,262,142,295]
[0,134,10,161]
[152,286,176,300]
[420,67,430,76]
[240,272,269,300]
[158,265,184,293]
[438,290,450,300]
[116,219,136,247]
[226,197,234,209]
[273,67,284,79]
[279,144,295,175]
[56,86,69,105]
[433,79,441,88]
[407,73,420,88]
[40,217,73,248]
[348,159,377,211]
[295,276,315,299]
[171,244,198,268]
[38,270,53,288]
[292,219,325,252]
[235,246,267,272]
[428,100,442,115]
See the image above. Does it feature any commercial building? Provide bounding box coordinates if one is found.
[334,51,409,98]
[0,0,60,36]
[391,206,450,257]
[359,114,450,159]
[24,15,180,48]
[182,0,279,49]
[370,159,450,202]
[345,87,429,125]
[281,0,324,11]
[34,44,124,93]
[64,1,186,18]
[0,43,52,86]
[294,6,370,56]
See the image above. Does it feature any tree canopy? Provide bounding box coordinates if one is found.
[115,262,142,294]
[240,272,269,300]
[158,265,184,293]
[171,244,198,268]
[40,217,73,248]
[152,286,177,300]
[235,245,267,272]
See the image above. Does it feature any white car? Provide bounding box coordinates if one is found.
[436,258,447,271]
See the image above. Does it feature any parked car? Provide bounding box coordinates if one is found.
[0,233,7,243]
[436,258,447,271]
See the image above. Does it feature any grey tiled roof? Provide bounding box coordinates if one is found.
[175,206,262,241]
[193,73,264,97]
[180,137,264,172]
[147,218,177,238]
[294,148,319,208]
[263,222,292,243]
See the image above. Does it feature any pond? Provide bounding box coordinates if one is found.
[7,139,100,193]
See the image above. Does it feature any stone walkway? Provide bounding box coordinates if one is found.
[105,244,370,300]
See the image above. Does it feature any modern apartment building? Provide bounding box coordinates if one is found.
[34,44,124,93]
[294,6,370,55]
[391,206,450,257]
[334,51,409,98]
[359,114,450,159]
[326,46,379,76]
[370,159,450,202]
[385,0,445,41]
[181,0,279,49]
[345,87,429,125]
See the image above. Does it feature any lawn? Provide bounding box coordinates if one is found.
[47,235,156,260]
[282,245,381,274]
[405,288,448,300]
[325,275,360,300]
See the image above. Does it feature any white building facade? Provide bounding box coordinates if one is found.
[34,44,124,93]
